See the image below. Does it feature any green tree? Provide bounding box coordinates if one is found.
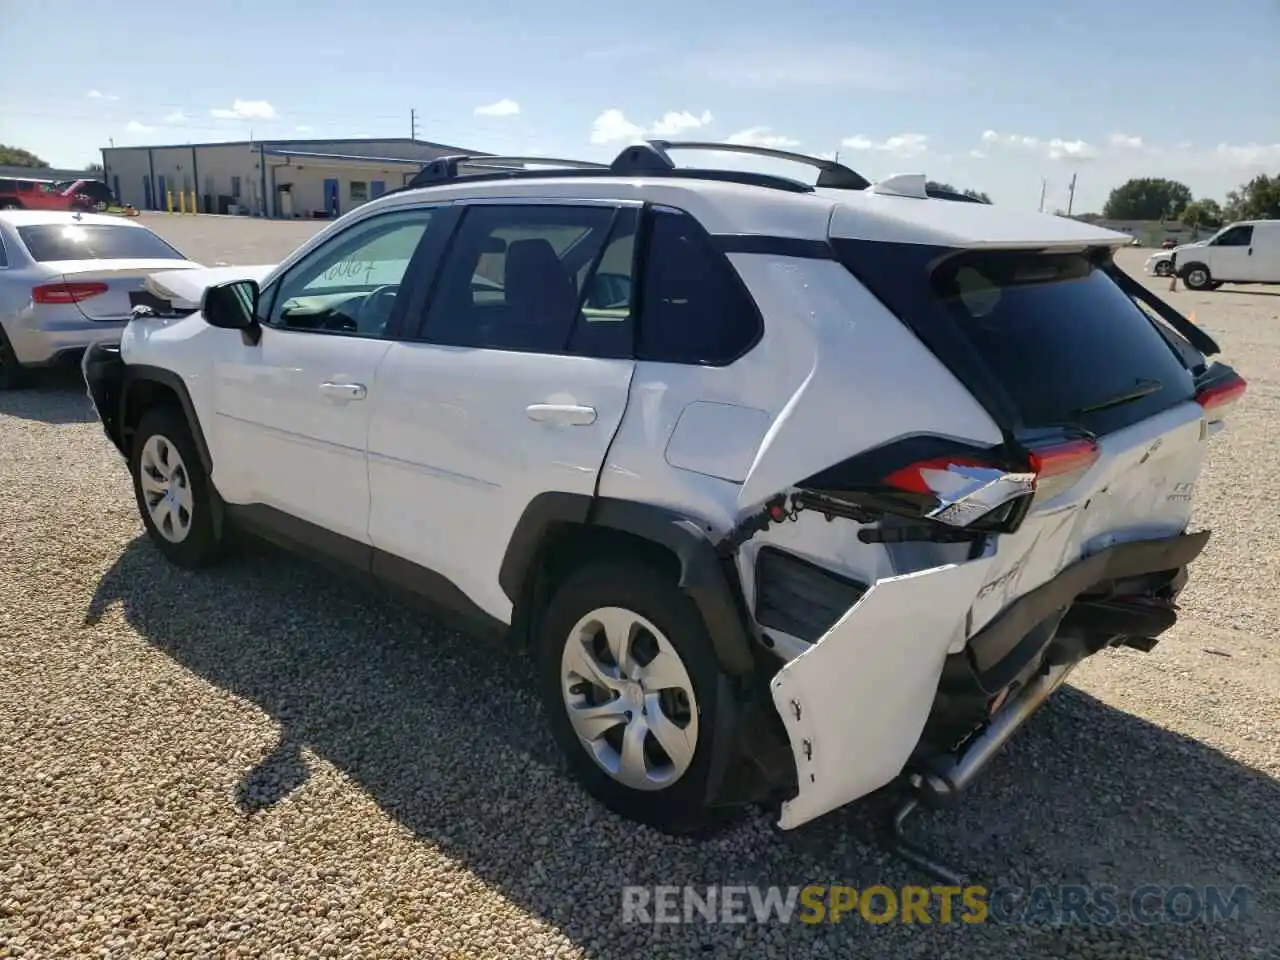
[926,180,992,203]
[84,162,105,176]
[1102,177,1193,220]
[0,144,48,168]
[1222,173,1280,221]
[1179,198,1223,231]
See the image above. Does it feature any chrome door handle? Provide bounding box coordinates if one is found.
[320,381,367,400]
[525,403,597,425]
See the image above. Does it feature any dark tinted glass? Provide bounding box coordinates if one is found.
[423,204,618,353]
[17,224,186,262]
[1214,226,1253,247]
[930,250,1196,433]
[636,210,762,365]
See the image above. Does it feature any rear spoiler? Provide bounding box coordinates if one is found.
[1103,261,1220,357]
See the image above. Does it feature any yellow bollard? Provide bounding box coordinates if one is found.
[166,190,173,213]
[189,191,198,215]
[178,191,186,215]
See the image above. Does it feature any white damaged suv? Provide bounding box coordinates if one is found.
[83,141,1246,856]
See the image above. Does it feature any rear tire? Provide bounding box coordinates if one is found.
[129,405,227,569]
[1182,263,1213,291]
[0,325,28,391]
[538,560,731,835]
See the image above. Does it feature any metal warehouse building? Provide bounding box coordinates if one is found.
[100,137,489,219]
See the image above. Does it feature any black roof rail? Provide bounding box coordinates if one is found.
[407,154,609,188]
[612,139,871,190]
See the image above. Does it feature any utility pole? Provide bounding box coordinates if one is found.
[1067,172,1078,216]
[1038,177,1047,213]
[410,108,417,140]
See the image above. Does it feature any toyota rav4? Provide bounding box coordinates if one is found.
[83,141,1246,869]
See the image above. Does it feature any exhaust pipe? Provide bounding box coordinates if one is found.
[914,660,1077,805]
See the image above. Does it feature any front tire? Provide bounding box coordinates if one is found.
[130,406,227,568]
[1182,263,1213,291]
[538,560,730,834]
[1153,261,1172,277]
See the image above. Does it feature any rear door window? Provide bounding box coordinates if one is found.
[420,203,628,354]
[929,250,1196,434]
[16,223,187,262]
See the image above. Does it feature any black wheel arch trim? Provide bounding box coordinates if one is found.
[120,363,214,475]
[501,492,758,677]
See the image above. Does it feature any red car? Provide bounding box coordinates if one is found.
[1161,238,1179,249]
[0,177,78,211]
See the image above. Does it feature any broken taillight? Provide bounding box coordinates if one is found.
[880,436,1099,526]
[1194,371,1247,413]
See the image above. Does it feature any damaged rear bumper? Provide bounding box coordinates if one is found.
[768,530,1210,830]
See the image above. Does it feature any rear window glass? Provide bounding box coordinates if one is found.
[16,223,186,262]
[930,250,1195,433]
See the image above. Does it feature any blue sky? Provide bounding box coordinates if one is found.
[3,0,1277,212]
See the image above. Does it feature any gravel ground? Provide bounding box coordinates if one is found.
[1,236,1277,958]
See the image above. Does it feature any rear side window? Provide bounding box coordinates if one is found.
[636,210,762,365]
[17,223,186,262]
[929,250,1196,433]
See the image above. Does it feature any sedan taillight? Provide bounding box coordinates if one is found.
[32,281,109,304]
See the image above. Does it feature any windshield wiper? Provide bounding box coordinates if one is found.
[1071,378,1162,417]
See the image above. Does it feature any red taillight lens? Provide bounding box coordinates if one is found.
[1194,373,1247,413]
[32,281,109,304]
[882,455,994,495]
[1027,438,1100,479]
[1027,437,1099,502]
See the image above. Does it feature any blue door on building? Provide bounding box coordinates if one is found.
[142,177,153,210]
[157,175,168,207]
[112,175,121,205]
[324,179,340,218]
[370,180,386,199]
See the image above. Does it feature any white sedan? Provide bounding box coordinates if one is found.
[0,210,203,389]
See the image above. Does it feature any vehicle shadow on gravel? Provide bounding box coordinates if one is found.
[86,536,1279,957]
[0,373,96,424]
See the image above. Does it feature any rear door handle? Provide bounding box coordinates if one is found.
[526,403,597,425]
[320,381,367,400]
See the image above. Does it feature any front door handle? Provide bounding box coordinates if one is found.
[526,403,597,425]
[320,381,367,400]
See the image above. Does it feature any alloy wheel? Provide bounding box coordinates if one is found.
[560,606,699,791]
[138,434,194,543]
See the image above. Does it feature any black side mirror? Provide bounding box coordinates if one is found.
[202,279,262,344]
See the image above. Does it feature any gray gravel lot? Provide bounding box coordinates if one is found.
[2,225,1278,958]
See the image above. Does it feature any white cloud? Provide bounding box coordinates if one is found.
[981,129,1096,161]
[589,107,715,144]
[650,110,713,136]
[1214,142,1280,167]
[589,109,647,145]
[163,110,188,124]
[725,126,800,149]
[126,120,155,133]
[475,98,521,117]
[210,99,277,120]
[969,149,986,159]
[1109,132,1144,150]
[88,89,119,101]
[841,133,929,158]
[295,124,313,133]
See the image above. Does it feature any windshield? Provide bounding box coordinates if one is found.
[17,223,187,262]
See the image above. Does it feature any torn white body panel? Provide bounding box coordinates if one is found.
[770,555,999,830]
